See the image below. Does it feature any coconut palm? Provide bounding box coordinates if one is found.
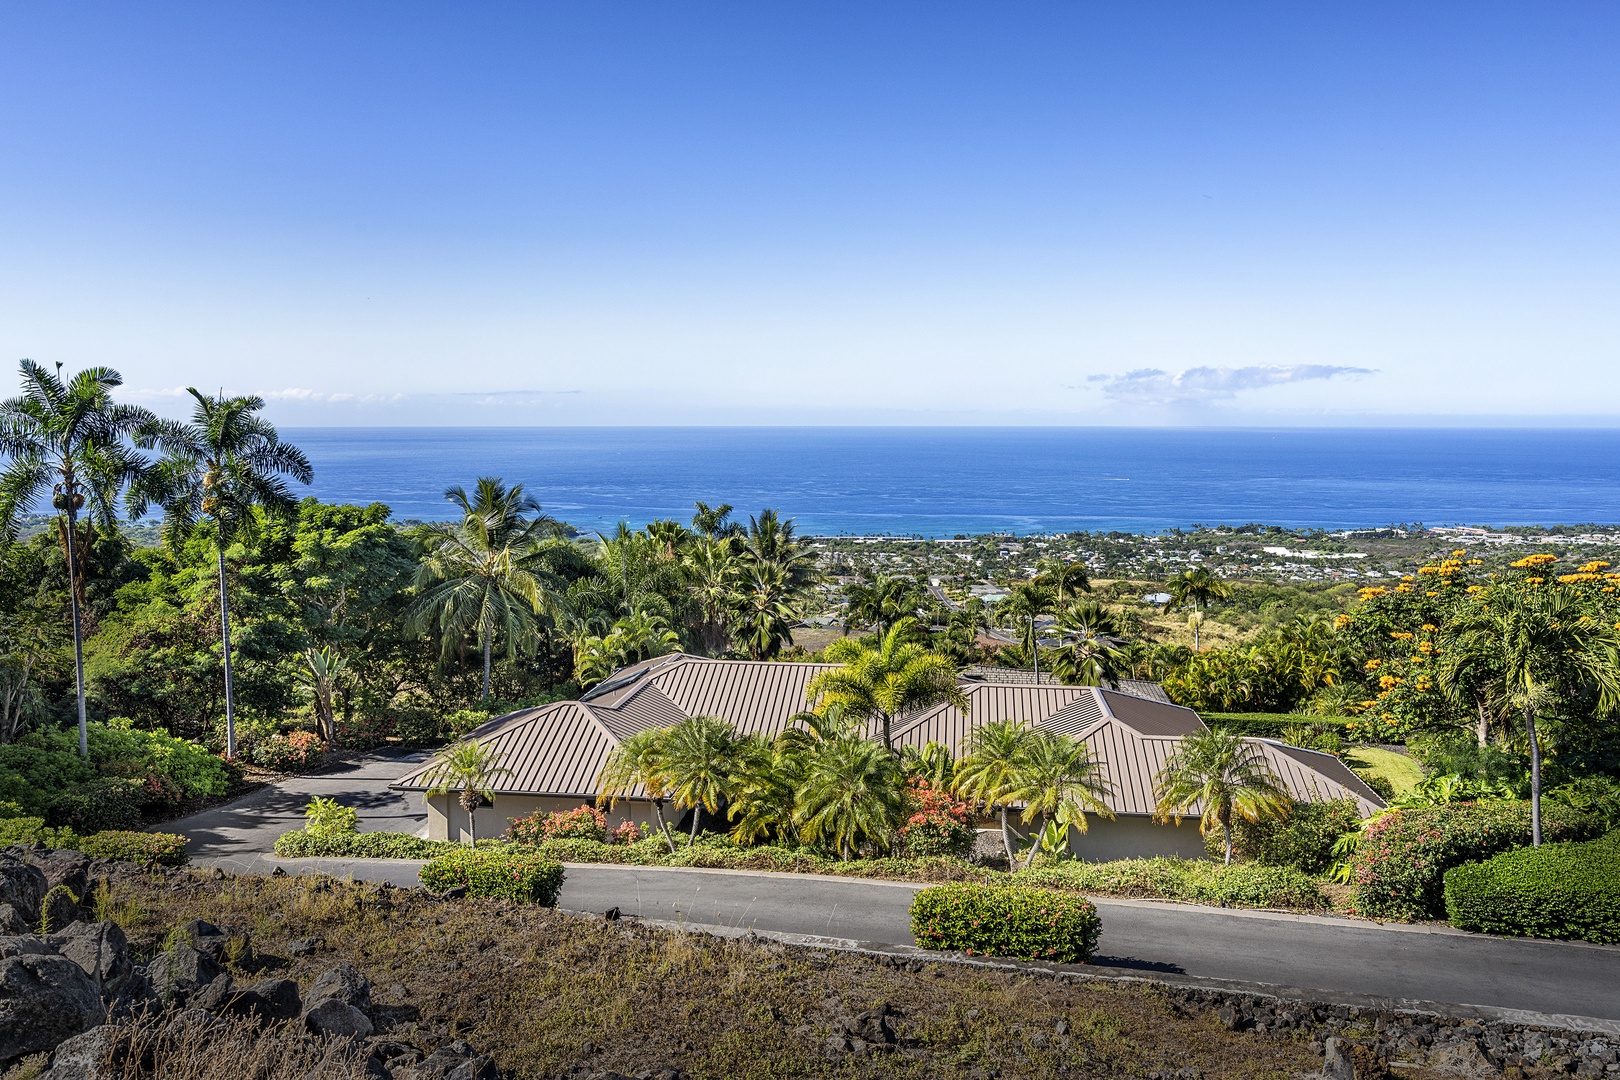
[732,561,799,660]
[684,535,741,656]
[0,361,156,757]
[954,718,1040,863]
[739,509,816,592]
[844,575,925,636]
[1438,583,1620,845]
[406,478,559,702]
[597,727,678,853]
[422,739,512,846]
[807,617,969,751]
[691,501,742,540]
[995,580,1054,677]
[1035,558,1092,603]
[1153,729,1292,864]
[1161,568,1232,650]
[1007,732,1114,869]
[660,714,738,844]
[796,735,907,859]
[135,389,312,758]
[1049,599,1129,687]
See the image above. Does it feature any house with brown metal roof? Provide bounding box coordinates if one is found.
[392,653,1385,855]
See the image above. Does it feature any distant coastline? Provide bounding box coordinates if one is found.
[274,426,1620,537]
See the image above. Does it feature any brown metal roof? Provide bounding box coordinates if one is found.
[1097,690,1206,736]
[589,682,689,740]
[393,701,619,798]
[647,656,838,736]
[1111,679,1173,703]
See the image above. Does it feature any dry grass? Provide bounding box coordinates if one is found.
[70,867,1343,1080]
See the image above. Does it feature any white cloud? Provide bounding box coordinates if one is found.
[1085,364,1374,406]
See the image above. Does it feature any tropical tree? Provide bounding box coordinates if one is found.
[724,732,802,846]
[1438,583,1620,845]
[134,389,313,757]
[684,536,741,656]
[295,646,347,742]
[1035,558,1091,604]
[691,500,742,540]
[844,575,924,637]
[1007,732,1114,869]
[739,509,816,592]
[796,735,907,859]
[0,361,155,757]
[406,478,558,702]
[660,714,738,844]
[1161,568,1232,650]
[1049,600,1129,686]
[807,617,969,751]
[995,580,1054,676]
[899,740,955,790]
[1153,729,1292,864]
[423,738,512,846]
[597,727,678,853]
[732,561,799,660]
[954,718,1040,863]
[573,610,682,687]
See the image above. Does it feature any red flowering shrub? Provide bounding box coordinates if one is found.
[609,820,643,845]
[139,772,186,811]
[1351,801,1602,921]
[506,804,609,845]
[897,779,976,859]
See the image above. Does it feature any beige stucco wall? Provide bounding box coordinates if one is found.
[422,793,671,843]
[1066,814,1207,860]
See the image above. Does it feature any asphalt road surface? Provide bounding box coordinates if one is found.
[172,755,1620,1027]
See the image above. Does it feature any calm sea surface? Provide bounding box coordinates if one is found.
[282,427,1620,536]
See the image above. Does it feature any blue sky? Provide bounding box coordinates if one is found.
[2,3,1617,425]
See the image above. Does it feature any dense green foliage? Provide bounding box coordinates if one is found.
[0,816,188,866]
[1351,801,1604,920]
[418,847,565,904]
[1207,797,1363,874]
[0,721,228,818]
[1019,858,1327,910]
[910,883,1102,962]
[274,828,455,860]
[1443,832,1620,943]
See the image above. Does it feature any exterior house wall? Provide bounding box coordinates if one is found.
[1067,814,1207,861]
[423,793,668,843]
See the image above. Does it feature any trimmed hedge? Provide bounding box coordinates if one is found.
[1444,832,1620,943]
[274,828,456,860]
[419,847,565,904]
[47,778,145,833]
[911,883,1101,962]
[1351,801,1604,921]
[0,817,189,867]
[1019,858,1327,910]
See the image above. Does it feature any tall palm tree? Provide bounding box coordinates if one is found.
[732,561,799,660]
[954,718,1039,863]
[844,575,924,636]
[597,727,678,853]
[406,478,558,702]
[807,617,969,751]
[740,509,816,592]
[1008,732,1114,869]
[1153,729,1292,865]
[996,580,1054,678]
[796,735,907,860]
[660,715,738,844]
[1035,558,1092,604]
[134,389,312,757]
[0,361,155,757]
[1439,583,1620,845]
[1161,567,1232,651]
[684,536,741,656]
[422,739,511,846]
[1049,600,1129,687]
[690,501,741,540]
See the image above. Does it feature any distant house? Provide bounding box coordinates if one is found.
[392,654,1385,854]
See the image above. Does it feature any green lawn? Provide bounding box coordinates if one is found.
[1343,746,1424,798]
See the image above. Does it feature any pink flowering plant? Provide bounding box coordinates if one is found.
[505,804,609,845]
[896,779,976,859]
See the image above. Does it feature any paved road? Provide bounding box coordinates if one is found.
[166,749,430,858]
[172,754,1620,1028]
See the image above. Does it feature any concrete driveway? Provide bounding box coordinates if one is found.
[164,748,431,859]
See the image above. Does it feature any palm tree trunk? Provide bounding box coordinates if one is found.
[63,505,89,758]
[1022,813,1050,870]
[999,806,1015,864]
[652,798,676,854]
[881,712,892,753]
[216,544,237,759]
[689,805,700,846]
[1222,822,1233,866]
[1525,704,1541,847]
[462,787,477,847]
[1475,697,1489,748]
[481,630,492,701]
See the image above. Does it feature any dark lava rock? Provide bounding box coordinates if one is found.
[0,951,105,1064]
[41,1022,129,1080]
[146,941,225,1004]
[51,921,133,992]
[305,997,375,1038]
[308,961,373,1010]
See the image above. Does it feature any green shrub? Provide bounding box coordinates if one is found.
[76,829,189,866]
[47,778,144,833]
[1019,858,1326,910]
[1547,776,1620,832]
[252,730,327,770]
[302,796,359,836]
[1206,798,1363,873]
[1444,832,1620,943]
[273,828,455,860]
[1202,714,1356,741]
[419,847,565,904]
[1352,801,1604,921]
[0,801,25,819]
[1201,863,1327,909]
[94,720,229,798]
[911,883,1101,962]
[505,804,608,845]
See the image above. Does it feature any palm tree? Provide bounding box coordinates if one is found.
[955,718,1041,863]
[597,727,678,853]
[996,580,1054,678]
[1007,732,1114,869]
[0,361,155,757]
[690,501,742,540]
[1439,583,1620,845]
[796,735,907,859]
[807,617,969,751]
[739,509,815,591]
[134,390,313,757]
[406,478,558,702]
[1161,568,1232,651]
[573,610,683,687]
[660,715,738,844]
[1035,558,1091,603]
[725,732,802,846]
[684,536,741,656]
[1153,729,1292,865]
[844,575,924,636]
[423,739,512,846]
[732,561,799,660]
[1049,600,1129,687]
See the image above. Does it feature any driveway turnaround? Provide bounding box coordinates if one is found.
[174,762,1620,1028]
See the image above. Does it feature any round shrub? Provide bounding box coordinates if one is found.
[302,796,359,837]
[76,829,189,867]
[419,847,565,904]
[897,780,976,859]
[1444,832,1620,943]
[1352,801,1604,921]
[251,731,326,771]
[505,804,608,845]
[910,882,1101,962]
[46,778,144,833]
[1205,863,1327,909]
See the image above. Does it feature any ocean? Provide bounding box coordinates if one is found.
[283,427,1620,537]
